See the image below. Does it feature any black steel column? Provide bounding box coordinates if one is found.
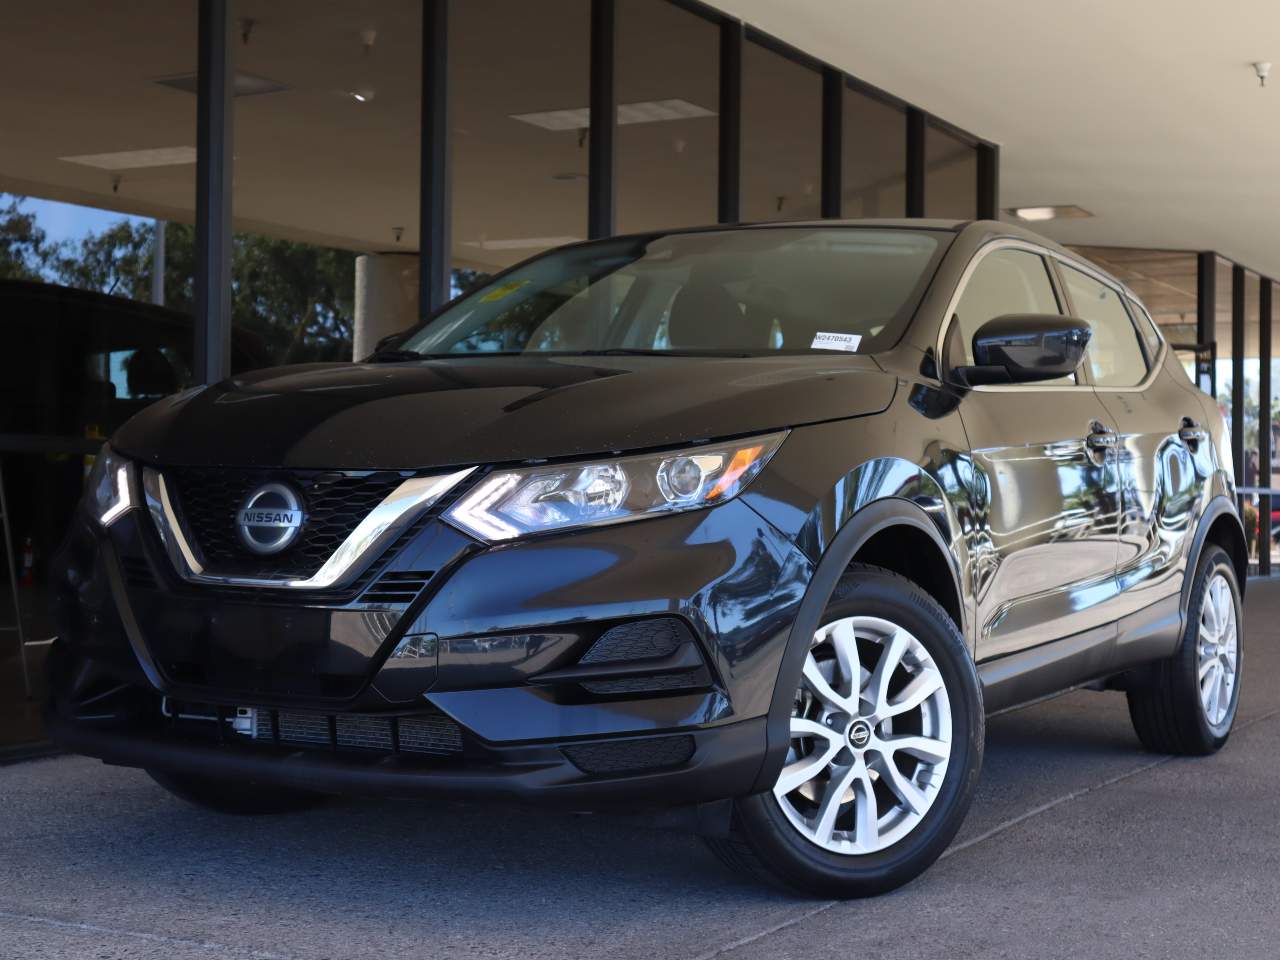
[717,19,742,223]
[1196,251,1217,395]
[194,0,233,384]
[905,108,926,218]
[419,0,450,315]
[977,143,999,220]
[1261,277,1273,575]
[820,68,843,219]
[1232,264,1245,491]
[587,0,616,239]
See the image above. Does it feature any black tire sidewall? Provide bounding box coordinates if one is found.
[736,566,983,896]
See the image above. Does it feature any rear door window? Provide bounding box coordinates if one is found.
[1060,265,1149,387]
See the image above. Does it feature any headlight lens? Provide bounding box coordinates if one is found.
[84,445,136,527]
[445,431,787,541]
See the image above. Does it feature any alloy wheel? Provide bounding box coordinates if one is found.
[773,615,953,855]
[1196,571,1239,730]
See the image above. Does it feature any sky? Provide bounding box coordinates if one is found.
[19,195,149,246]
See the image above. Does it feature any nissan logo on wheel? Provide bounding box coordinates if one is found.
[235,483,305,555]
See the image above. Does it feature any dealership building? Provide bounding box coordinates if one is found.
[1,0,1276,747]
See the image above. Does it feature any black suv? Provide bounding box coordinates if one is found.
[49,220,1246,897]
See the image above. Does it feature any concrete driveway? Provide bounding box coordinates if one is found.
[3,581,1277,960]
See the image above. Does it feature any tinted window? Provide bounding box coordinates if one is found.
[952,249,1060,365]
[1127,297,1164,362]
[1061,265,1148,387]
[401,228,947,358]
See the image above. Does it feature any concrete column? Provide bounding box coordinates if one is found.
[353,253,421,360]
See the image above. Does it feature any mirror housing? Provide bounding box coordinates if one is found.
[951,313,1090,387]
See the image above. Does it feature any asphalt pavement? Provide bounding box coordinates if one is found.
[3,581,1278,960]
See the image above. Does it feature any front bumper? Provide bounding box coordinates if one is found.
[49,490,812,807]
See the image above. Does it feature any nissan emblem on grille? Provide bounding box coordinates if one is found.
[235,483,305,555]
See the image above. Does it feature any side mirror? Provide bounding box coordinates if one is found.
[951,313,1090,386]
[372,331,406,354]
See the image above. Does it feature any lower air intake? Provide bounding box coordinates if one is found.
[562,735,695,775]
[251,708,463,756]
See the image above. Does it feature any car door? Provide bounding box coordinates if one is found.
[946,245,1123,663]
[1061,266,1207,637]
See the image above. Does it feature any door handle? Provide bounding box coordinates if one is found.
[1086,422,1118,451]
[1179,418,1208,446]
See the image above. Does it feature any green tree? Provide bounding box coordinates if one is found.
[2,193,359,366]
[0,195,52,280]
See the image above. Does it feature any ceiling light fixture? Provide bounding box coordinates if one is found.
[1254,61,1272,87]
[512,98,715,132]
[1006,204,1093,222]
[153,71,288,98]
[60,146,197,170]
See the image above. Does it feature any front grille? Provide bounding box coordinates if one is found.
[163,467,412,580]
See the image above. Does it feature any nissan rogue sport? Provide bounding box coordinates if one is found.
[48,220,1246,897]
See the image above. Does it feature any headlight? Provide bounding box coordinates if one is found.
[444,431,787,542]
[84,445,136,527]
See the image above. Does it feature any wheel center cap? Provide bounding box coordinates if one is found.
[848,719,872,749]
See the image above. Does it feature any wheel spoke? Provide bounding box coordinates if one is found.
[1198,655,1217,681]
[814,762,860,843]
[801,653,856,714]
[866,628,909,718]
[790,715,842,747]
[827,619,863,699]
[882,667,944,719]
[775,742,839,796]
[873,754,928,815]
[881,734,950,764]
[1202,593,1219,639]
[853,765,879,850]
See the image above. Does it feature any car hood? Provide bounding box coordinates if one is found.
[112,355,897,469]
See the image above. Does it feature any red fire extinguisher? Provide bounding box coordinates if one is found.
[18,537,34,588]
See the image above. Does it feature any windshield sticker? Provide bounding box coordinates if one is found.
[479,279,531,303]
[811,331,861,353]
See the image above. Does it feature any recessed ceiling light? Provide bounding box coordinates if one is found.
[349,90,374,103]
[1006,204,1093,222]
[512,98,716,132]
[60,146,197,170]
[462,236,583,251]
[153,71,289,98]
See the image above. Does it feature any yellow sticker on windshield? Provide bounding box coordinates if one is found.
[479,279,531,303]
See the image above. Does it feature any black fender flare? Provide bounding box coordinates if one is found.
[1181,495,1247,614]
[749,496,964,793]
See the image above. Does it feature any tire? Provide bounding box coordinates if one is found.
[147,770,327,816]
[705,564,984,898]
[1127,545,1243,755]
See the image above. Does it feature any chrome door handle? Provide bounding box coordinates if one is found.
[1179,418,1208,445]
[1086,423,1118,451]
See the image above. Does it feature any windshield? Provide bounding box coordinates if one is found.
[393,227,948,359]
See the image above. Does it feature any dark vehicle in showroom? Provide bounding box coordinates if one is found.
[48,220,1246,897]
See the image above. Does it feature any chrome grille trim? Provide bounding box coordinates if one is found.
[142,466,474,590]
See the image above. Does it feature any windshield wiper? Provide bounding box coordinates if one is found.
[366,349,430,363]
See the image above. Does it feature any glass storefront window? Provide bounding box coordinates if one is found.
[842,87,906,217]
[0,2,198,733]
[615,0,718,233]
[231,0,419,365]
[924,123,977,219]
[741,41,821,222]
[450,0,589,281]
